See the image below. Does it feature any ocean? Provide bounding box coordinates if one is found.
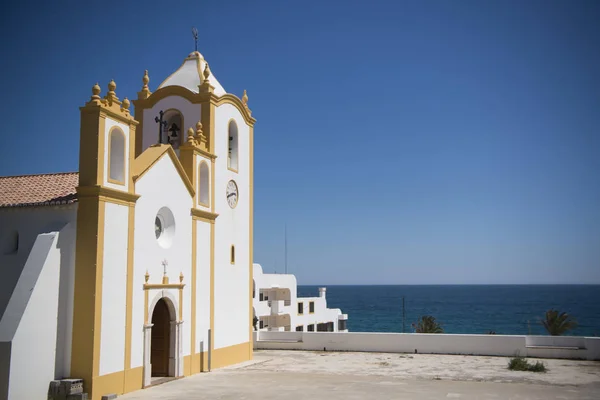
[297,285,600,336]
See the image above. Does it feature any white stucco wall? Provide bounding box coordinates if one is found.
[254,332,600,361]
[141,96,202,153]
[195,220,211,352]
[99,202,129,375]
[103,117,130,191]
[0,229,68,400]
[0,206,76,379]
[131,154,193,368]
[213,104,251,349]
[252,264,344,332]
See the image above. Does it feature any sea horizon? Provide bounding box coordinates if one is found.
[300,283,600,286]
[298,284,600,336]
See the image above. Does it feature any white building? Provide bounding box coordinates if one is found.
[0,49,256,400]
[253,264,348,333]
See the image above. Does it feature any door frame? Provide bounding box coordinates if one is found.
[143,290,183,387]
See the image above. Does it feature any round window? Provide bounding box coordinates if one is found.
[155,207,175,248]
[155,216,163,239]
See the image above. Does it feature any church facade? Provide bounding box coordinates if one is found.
[0,50,255,399]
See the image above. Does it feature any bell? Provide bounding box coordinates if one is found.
[169,123,179,138]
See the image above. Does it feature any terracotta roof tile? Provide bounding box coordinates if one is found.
[0,172,79,208]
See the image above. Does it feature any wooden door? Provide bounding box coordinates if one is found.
[151,299,171,377]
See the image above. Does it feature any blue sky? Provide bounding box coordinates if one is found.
[1,1,599,284]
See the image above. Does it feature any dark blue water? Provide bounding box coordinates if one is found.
[298,285,600,336]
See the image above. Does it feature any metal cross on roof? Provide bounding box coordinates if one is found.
[192,27,198,52]
[162,259,168,275]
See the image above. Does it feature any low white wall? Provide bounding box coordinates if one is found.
[0,230,64,400]
[254,332,600,361]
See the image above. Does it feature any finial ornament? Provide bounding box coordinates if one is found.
[121,97,130,113]
[195,120,208,150]
[203,62,211,81]
[242,89,249,108]
[144,271,150,283]
[179,271,184,283]
[138,70,152,99]
[198,62,214,93]
[104,79,119,106]
[91,83,101,100]
[186,127,198,146]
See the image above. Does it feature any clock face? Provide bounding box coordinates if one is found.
[226,180,238,208]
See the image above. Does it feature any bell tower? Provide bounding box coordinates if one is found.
[71,81,139,398]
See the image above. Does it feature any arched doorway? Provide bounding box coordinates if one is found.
[151,298,172,377]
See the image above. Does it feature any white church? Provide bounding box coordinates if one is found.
[0,48,338,400]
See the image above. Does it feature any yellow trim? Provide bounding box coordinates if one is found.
[70,198,105,396]
[123,367,144,394]
[211,342,252,369]
[127,121,137,194]
[191,351,208,374]
[132,144,195,197]
[143,283,185,290]
[230,245,235,264]
[209,217,215,358]
[134,108,144,157]
[215,94,255,126]
[107,126,127,185]
[227,118,239,173]
[179,144,197,206]
[134,88,256,127]
[81,366,144,400]
[78,111,106,187]
[77,185,140,205]
[202,94,216,155]
[194,147,217,160]
[198,161,210,207]
[124,203,135,370]
[190,207,219,222]
[184,355,191,377]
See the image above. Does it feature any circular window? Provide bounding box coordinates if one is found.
[155,207,175,248]
[155,216,163,239]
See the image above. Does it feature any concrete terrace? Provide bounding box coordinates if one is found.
[119,350,600,399]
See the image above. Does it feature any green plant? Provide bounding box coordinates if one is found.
[412,315,443,333]
[508,357,546,373]
[541,309,577,336]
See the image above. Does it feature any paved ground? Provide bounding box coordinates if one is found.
[120,350,600,399]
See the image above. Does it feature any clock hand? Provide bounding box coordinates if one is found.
[227,193,236,198]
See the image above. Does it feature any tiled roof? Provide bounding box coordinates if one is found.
[0,172,79,208]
